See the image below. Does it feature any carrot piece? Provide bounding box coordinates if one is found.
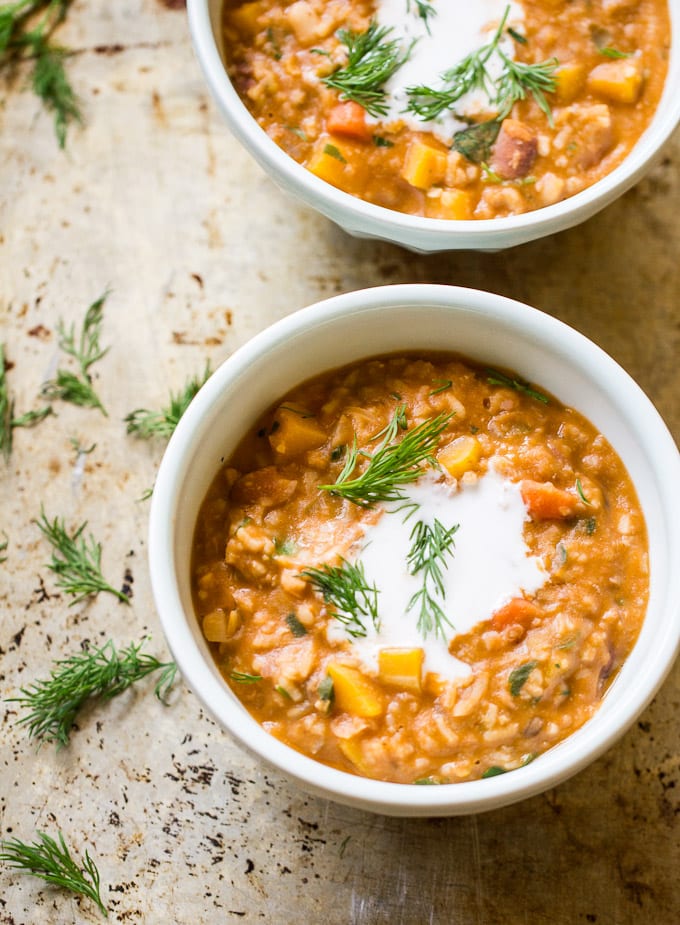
[326,102,371,141]
[521,479,581,520]
[490,597,543,632]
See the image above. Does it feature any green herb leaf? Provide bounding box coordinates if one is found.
[124,364,211,439]
[481,765,507,778]
[70,436,96,458]
[35,507,130,605]
[406,8,509,120]
[31,39,82,148]
[319,410,452,507]
[229,671,263,683]
[42,293,109,415]
[0,831,107,915]
[285,124,308,140]
[494,51,558,123]
[274,537,297,556]
[507,26,527,45]
[583,516,597,536]
[508,660,537,696]
[406,519,458,639]
[407,0,436,32]
[598,46,631,59]
[303,558,380,637]
[318,676,334,702]
[407,6,557,125]
[0,1,82,147]
[322,21,413,117]
[453,120,501,164]
[286,612,307,637]
[12,405,53,429]
[1,343,53,459]
[331,444,346,462]
[266,26,282,59]
[7,639,177,747]
[485,367,549,404]
[575,478,591,505]
[323,143,347,163]
[429,379,452,396]
[373,135,394,147]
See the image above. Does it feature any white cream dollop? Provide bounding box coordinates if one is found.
[326,466,547,682]
[373,0,526,142]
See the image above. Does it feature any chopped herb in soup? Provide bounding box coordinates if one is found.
[222,0,670,218]
[191,354,648,783]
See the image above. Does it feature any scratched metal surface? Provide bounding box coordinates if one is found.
[1,2,680,922]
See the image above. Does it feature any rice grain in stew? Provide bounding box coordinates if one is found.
[191,354,648,784]
[222,0,670,218]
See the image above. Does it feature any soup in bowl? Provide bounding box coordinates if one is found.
[188,0,680,249]
[149,286,680,815]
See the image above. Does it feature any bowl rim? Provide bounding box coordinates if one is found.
[186,0,680,247]
[149,284,680,815]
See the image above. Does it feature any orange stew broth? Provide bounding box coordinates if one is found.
[191,354,648,784]
[222,0,670,219]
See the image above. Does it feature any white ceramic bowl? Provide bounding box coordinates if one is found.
[149,285,680,816]
[187,0,680,252]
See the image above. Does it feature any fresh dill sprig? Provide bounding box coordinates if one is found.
[303,558,380,638]
[485,367,549,404]
[575,478,591,505]
[0,530,8,563]
[124,364,212,439]
[406,518,458,639]
[0,343,53,459]
[69,435,96,458]
[319,410,452,507]
[0,0,82,148]
[7,639,177,747]
[494,51,558,122]
[407,0,436,33]
[42,293,110,415]
[0,343,11,459]
[406,8,508,120]
[0,831,107,916]
[406,5,557,124]
[229,670,262,683]
[322,21,412,117]
[35,507,130,605]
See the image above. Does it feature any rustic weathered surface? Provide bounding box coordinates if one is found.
[1,2,679,923]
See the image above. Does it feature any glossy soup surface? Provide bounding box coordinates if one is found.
[191,354,648,784]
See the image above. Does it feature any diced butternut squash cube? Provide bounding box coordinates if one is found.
[378,648,424,694]
[307,141,349,189]
[426,188,475,220]
[587,59,644,104]
[553,63,586,103]
[401,140,448,191]
[438,435,481,478]
[327,663,384,717]
[338,737,370,773]
[227,1,264,37]
[269,407,327,457]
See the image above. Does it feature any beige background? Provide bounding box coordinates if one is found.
[1,1,679,922]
